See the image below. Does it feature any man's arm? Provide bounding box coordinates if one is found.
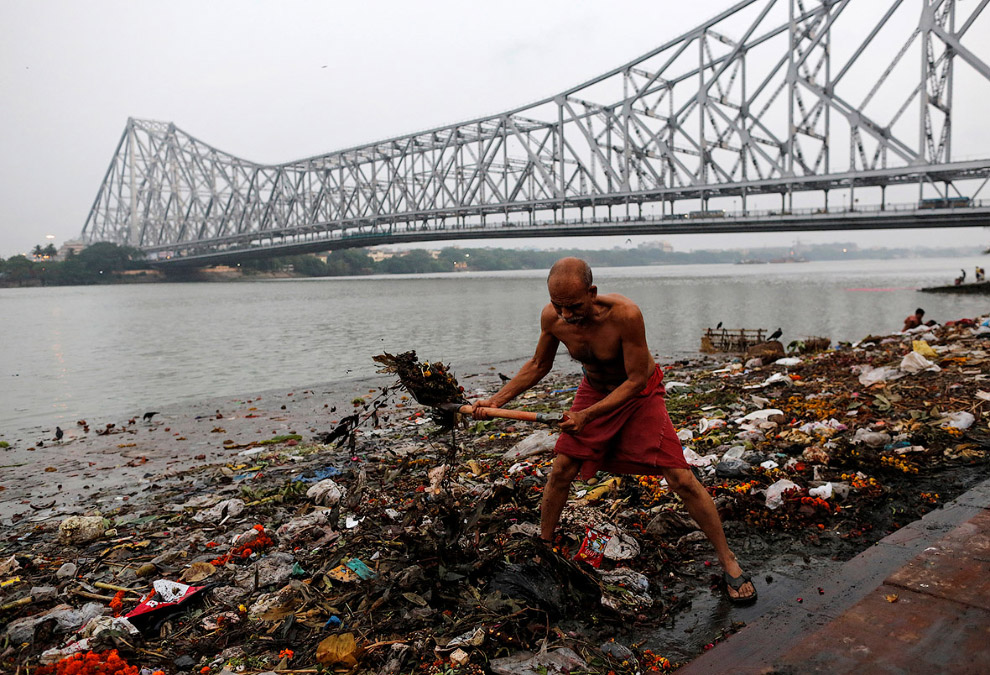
[559,304,653,433]
[473,305,560,415]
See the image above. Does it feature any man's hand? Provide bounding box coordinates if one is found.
[470,399,498,420]
[559,410,590,434]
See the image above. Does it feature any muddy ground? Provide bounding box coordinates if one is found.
[2,320,989,674]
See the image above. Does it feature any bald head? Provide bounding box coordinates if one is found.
[547,258,597,324]
[547,257,593,289]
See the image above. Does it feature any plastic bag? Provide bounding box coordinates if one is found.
[858,365,903,386]
[682,447,717,467]
[941,411,975,430]
[735,408,784,423]
[912,340,938,358]
[900,351,940,374]
[765,479,798,510]
[809,483,833,499]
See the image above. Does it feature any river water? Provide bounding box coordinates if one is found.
[2,256,987,439]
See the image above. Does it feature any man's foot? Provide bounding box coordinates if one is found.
[722,570,758,604]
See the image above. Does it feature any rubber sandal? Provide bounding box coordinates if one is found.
[723,570,758,605]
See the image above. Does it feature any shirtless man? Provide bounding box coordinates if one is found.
[903,308,925,332]
[472,257,756,603]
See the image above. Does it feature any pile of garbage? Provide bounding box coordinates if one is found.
[2,316,989,674]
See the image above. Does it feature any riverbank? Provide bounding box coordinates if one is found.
[3,241,985,288]
[2,317,989,673]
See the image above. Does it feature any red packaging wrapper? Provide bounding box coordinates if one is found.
[573,526,611,568]
[125,579,209,631]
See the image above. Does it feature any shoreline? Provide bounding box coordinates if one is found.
[1,355,556,524]
[1,353,560,449]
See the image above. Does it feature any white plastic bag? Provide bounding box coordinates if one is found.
[809,483,833,500]
[858,365,904,386]
[735,408,784,424]
[765,479,798,510]
[900,351,941,374]
[941,411,975,430]
[682,447,717,467]
[698,418,727,434]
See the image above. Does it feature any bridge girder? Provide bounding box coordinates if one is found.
[81,0,990,262]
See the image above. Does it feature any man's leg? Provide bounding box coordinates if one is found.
[662,466,756,601]
[540,453,582,542]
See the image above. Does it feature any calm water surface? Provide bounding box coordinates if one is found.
[2,257,987,438]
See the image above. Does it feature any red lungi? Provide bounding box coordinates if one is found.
[555,364,689,480]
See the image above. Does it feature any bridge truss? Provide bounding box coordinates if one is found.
[82,0,990,265]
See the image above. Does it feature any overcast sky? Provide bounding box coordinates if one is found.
[2,0,988,258]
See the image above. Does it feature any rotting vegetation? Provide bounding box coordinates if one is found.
[2,316,990,674]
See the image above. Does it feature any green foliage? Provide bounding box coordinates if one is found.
[326,248,376,275]
[378,249,448,274]
[0,242,149,287]
[292,254,329,276]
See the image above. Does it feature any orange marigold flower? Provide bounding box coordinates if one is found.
[108,590,126,616]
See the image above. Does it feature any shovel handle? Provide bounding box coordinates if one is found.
[456,404,562,424]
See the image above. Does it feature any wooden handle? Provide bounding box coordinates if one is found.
[456,404,562,424]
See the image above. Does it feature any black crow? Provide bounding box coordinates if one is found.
[142,411,160,421]
[55,426,63,441]
[768,327,783,341]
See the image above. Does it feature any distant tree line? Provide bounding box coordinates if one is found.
[1,240,983,287]
[248,241,984,277]
[0,242,149,286]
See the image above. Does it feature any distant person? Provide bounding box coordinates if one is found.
[976,266,985,282]
[955,268,966,285]
[903,308,925,331]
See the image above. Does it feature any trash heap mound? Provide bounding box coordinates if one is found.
[2,315,989,674]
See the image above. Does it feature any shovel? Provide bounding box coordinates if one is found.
[374,351,564,426]
[437,402,563,424]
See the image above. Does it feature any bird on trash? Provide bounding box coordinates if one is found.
[498,372,512,383]
[54,426,63,441]
[142,411,160,422]
[768,327,783,341]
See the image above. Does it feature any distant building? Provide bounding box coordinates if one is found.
[639,240,674,252]
[56,239,86,260]
[368,248,396,262]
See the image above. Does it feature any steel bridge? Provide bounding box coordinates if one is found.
[81,0,990,267]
